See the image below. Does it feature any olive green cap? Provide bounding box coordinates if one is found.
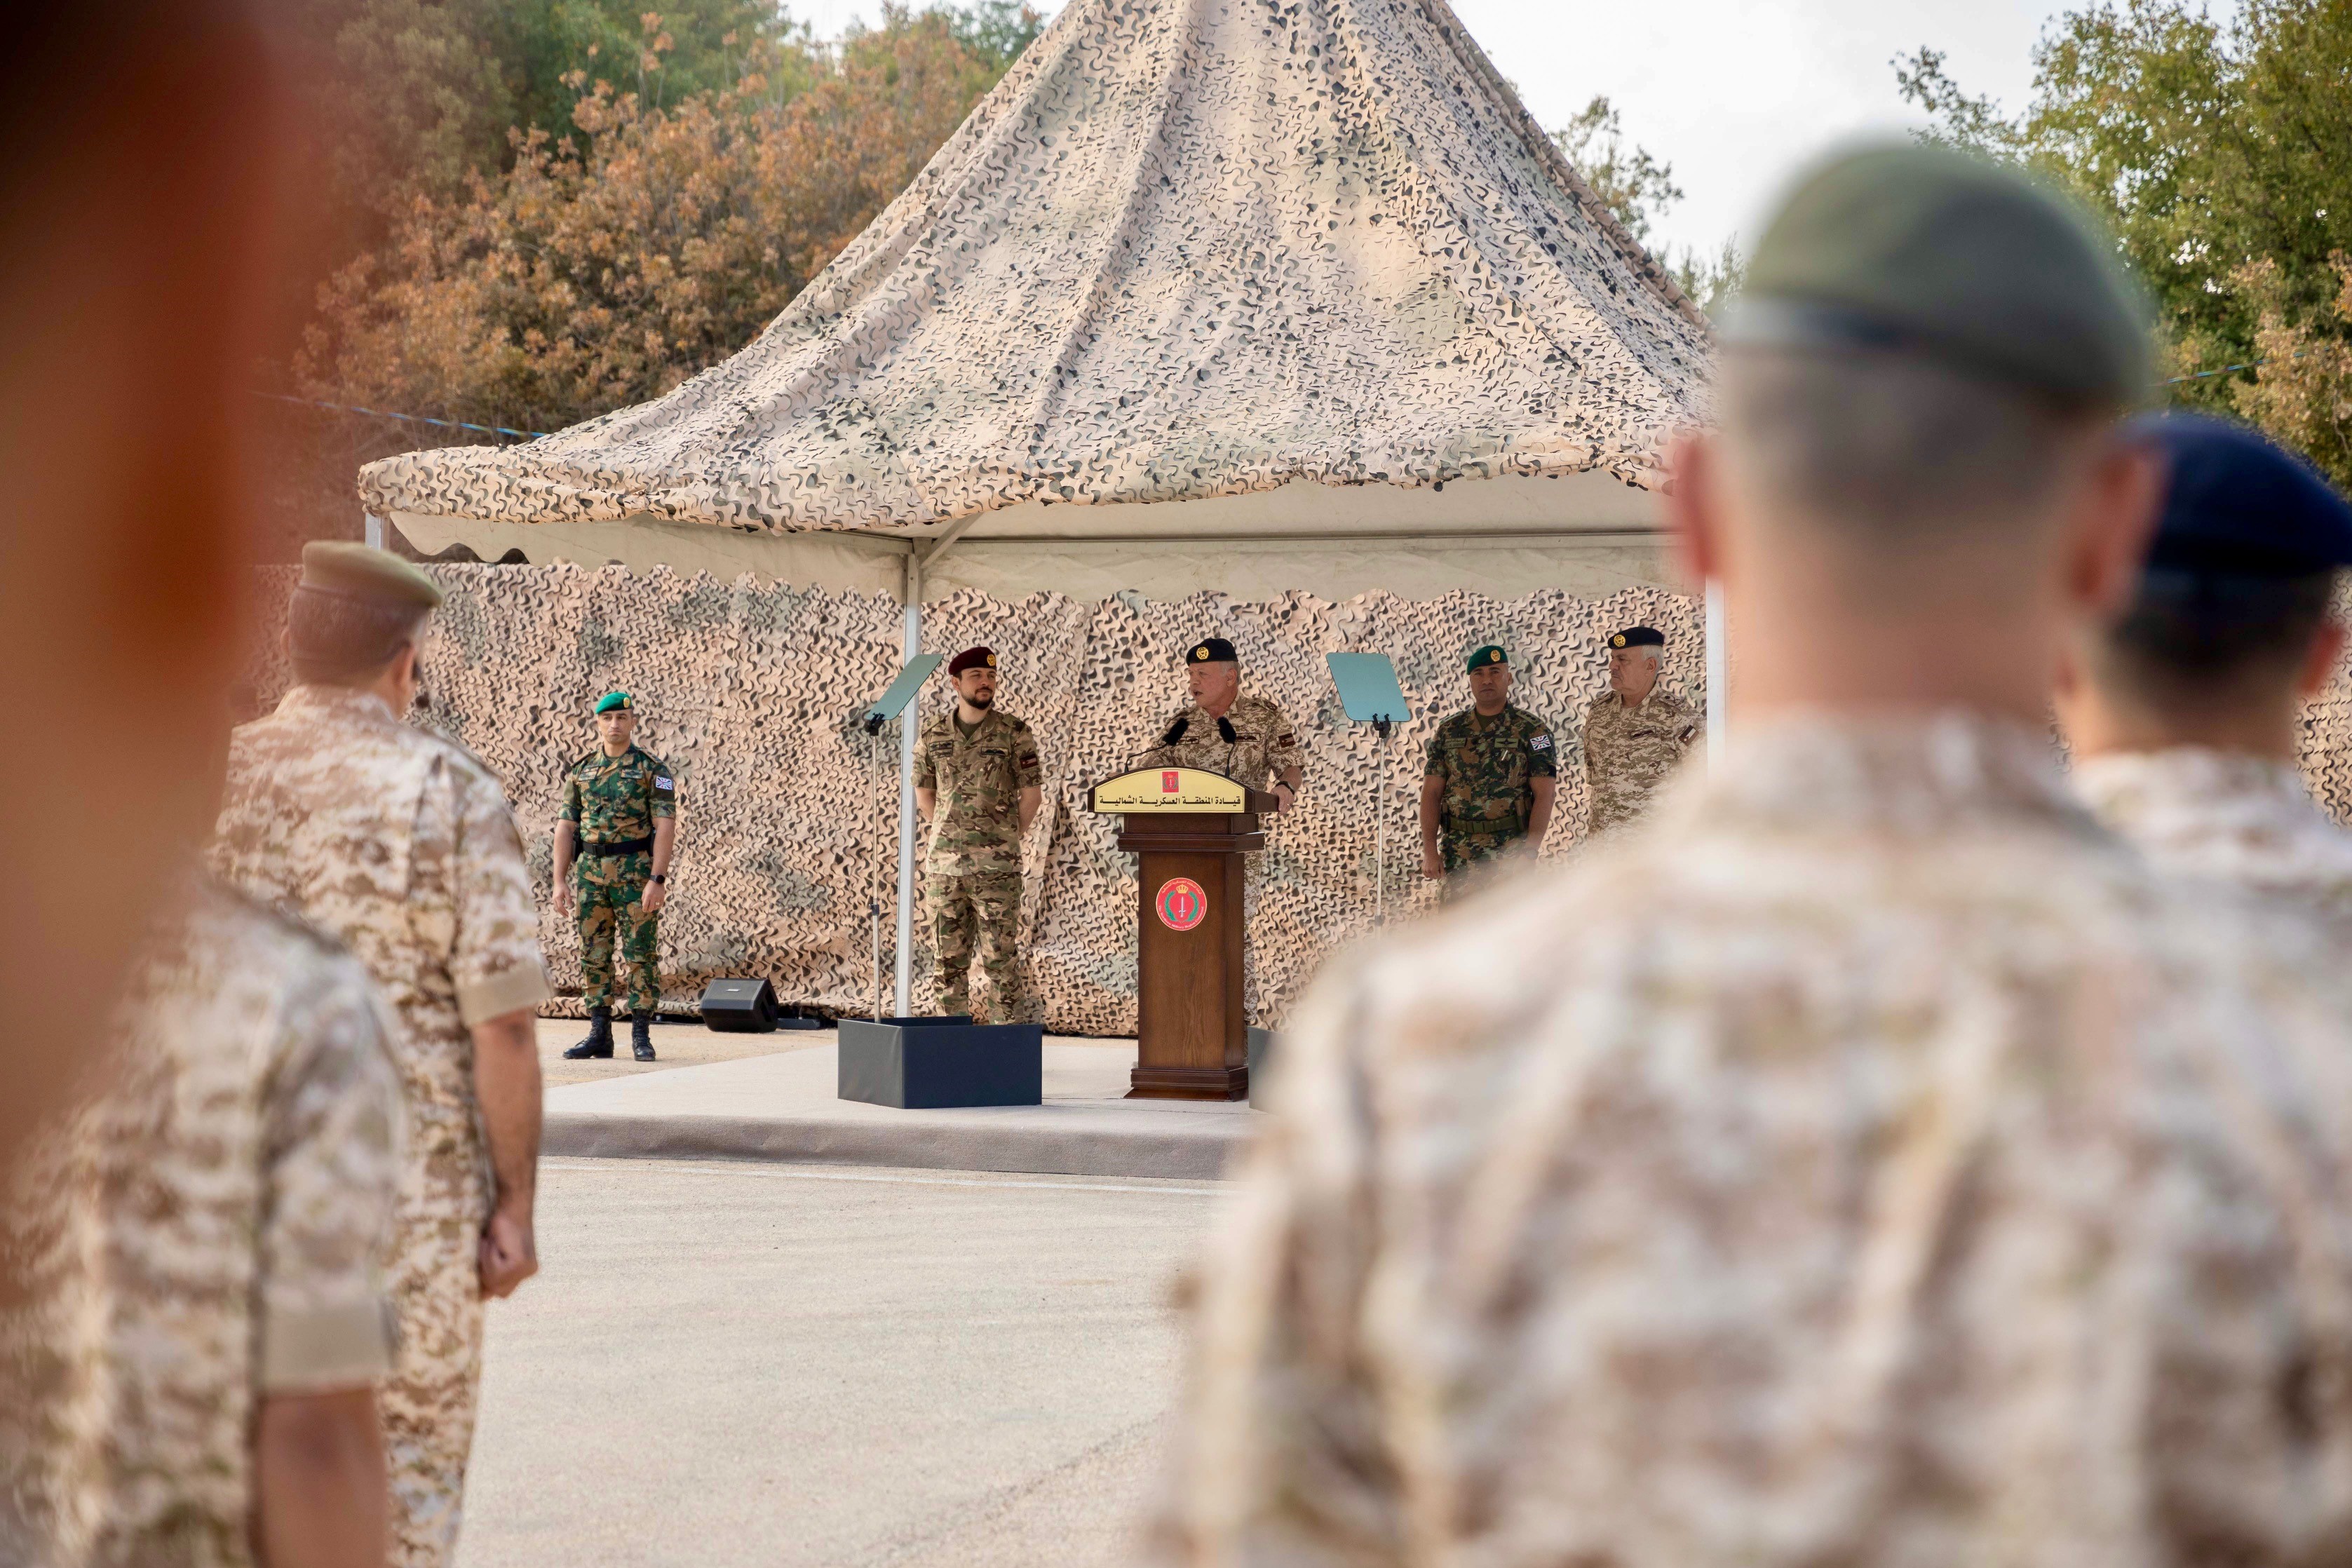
[595,691,633,715]
[1724,141,2150,410]
[298,541,443,609]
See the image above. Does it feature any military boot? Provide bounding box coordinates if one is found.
[563,1007,614,1060]
[631,1010,657,1062]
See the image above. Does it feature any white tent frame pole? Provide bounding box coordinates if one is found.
[894,550,921,1016]
[1704,577,1726,772]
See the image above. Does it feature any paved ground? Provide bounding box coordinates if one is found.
[456,1156,1222,1568]
[535,1017,825,1088]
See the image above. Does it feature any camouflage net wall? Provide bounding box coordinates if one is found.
[241,565,2352,1034]
[241,565,1703,1032]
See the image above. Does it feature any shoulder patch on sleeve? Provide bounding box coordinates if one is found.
[1529,733,1552,750]
[654,775,675,791]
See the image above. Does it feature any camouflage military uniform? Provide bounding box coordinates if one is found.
[2074,747,2352,936]
[1424,703,1557,874]
[1580,684,1697,834]
[208,685,550,1568]
[560,745,677,1014]
[1,876,402,1568]
[1136,693,1303,792]
[914,708,1042,1022]
[1151,713,2352,1566]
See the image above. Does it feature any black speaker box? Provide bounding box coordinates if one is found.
[700,977,780,1033]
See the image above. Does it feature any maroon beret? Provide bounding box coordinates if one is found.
[947,646,998,676]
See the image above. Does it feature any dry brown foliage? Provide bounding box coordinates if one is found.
[2231,253,2352,489]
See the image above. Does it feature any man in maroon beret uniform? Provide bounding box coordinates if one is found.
[912,647,1043,1021]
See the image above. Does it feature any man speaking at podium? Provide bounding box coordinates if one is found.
[1137,637,1304,809]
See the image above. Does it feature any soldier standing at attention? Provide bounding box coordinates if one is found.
[1136,636,1304,806]
[914,648,1043,1023]
[1154,145,2352,1563]
[209,543,550,1568]
[554,693,677,1062]
[1579,624,1697,834]
[1419,644,1557,888]
[2059,414,2352,931]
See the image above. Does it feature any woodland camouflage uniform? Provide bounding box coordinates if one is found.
[1581,685,1698,834]
[1425,703,1557,875]
[209,684,550,1568]
[561,744,677,1014]
[914,706,1042,1022]
[0,877,402,1568]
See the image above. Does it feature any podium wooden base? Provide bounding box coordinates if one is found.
[1128,1063,1249,1101]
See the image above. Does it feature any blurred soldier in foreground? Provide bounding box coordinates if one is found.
[2060,414,2352,931]
[210,544,552,1568]
[1137,637,1304,808]
[554,692,678,1061]
[914,647,1043,1022]
[1579,624,1697,834]
[1153,144,2352,1564]
[1419,644,1557,891]
[1,881,402,1568]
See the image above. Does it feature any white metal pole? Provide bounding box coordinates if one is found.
[364,512,385,550]
[1704,576,1727,771]
[1374,733,1386,926]
[893,554,921,1016]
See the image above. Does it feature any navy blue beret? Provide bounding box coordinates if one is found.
[2133,414,2352,576]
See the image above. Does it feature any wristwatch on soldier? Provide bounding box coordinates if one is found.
[649,874,668,885]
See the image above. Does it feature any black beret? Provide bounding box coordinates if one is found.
[1608,626,1665,649]
[947,646,998,675]
[2133,414,2352,578]
[1187,637,1238,665]
[1724,142,2149,410]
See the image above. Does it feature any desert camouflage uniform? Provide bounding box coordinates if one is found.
[1137,693,1304,792]
[1151,712,2352,1567]
[208,685,550,1568]
[914,707,1042,1022]
[1424,704,1557,877]
[2074,746,2352,937]
[0,876,401,1568]
[560,745,677,1013]
[1580,684,1697,834]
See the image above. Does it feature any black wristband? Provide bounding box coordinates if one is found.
[649,874,667,884]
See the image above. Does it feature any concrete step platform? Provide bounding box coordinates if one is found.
[544,1038,1253,1181]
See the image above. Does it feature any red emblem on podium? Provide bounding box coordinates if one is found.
[1155,876,1207,932]
[1161,769,1180,792]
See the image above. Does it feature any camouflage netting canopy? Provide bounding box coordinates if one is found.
[357,0,1710,607]
[242,567,1714,1030]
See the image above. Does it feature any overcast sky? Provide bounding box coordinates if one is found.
[788,0,2124,262]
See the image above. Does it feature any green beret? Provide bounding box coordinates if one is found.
[1467,644,1508,672]
[298,541,442,609]
[595,691,633,715]
[1724,142,2149,410]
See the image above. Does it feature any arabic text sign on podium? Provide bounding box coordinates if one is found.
[1088,766,1278,1100]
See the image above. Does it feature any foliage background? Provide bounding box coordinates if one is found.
[1899,0,2352,486]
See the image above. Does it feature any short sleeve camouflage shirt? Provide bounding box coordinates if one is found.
[1581,684,1697,833]
[1,877,401,1568]
[1150,713,2352,1568]
[1135,692,1303,792]
[1424,703,1556,847]
[913,706,1043,875]
[560,744,677,843]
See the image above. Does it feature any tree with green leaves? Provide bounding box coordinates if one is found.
[1550,95,1744,318]
[1898,0,2352,485]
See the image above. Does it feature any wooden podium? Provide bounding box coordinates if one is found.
[1088,766,1278,1100]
